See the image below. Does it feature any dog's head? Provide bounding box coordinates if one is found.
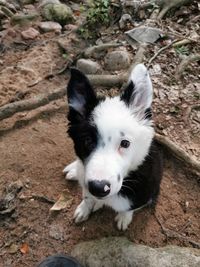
[67,64,154,199]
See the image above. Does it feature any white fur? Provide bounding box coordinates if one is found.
[129,63,153,111]
[115,211,134,231]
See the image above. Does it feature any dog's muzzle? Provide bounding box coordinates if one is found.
[88,180,111,198]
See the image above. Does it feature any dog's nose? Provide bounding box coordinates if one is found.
[88,180,111,198]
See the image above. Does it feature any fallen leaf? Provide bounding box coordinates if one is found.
[8,243,18,254]
[20,243,29,254]
[50,190,73,211]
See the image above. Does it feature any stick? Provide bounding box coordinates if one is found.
[148,39,179,66]
[155,133,200,173]
[155,214,200,248]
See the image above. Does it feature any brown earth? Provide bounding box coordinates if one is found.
[0,1,200,266]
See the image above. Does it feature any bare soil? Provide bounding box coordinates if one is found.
[0,1,199,266]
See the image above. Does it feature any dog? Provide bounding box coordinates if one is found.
[63,64,163,231]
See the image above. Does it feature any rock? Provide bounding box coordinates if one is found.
[39,21,62,33]
[21,27,39,40]
[39,0,60,7]
[119,14,132,29]
[72,237,200,267]
[49,224,64,240]
[126,26,163,44]
[76,59,102,74]
[64,24,78,32]
[104,50,130,70]
[41,3,73,25]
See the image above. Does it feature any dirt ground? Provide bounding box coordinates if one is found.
[0,1,200,266]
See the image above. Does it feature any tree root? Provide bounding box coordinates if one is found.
[155,133,200,174]
[176,54,200,79]
[0,5,14,17]
[0,87,66,121]
[87,74,126,87]
[156,0,192,19]
[84,42,123,58]
[155,214,200,249]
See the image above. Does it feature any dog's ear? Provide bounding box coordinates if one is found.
[121,64,153,115]
[67,68,97,118]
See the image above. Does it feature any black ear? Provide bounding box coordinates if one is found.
[67,68,97,118]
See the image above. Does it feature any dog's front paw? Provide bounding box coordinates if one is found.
[115,211,133,231]
[63,160,78,181]
[73,200,91,223]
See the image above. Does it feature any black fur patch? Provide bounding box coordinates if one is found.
[119,140,163,210]
[67,68,100,161]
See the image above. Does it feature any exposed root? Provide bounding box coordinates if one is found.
[156,0,192,19]
[155,133,200,174]
[155,214,200,249]
[0,6,14,17]
[0,104,66,137]
[0,87,66,121]
[87,74,126,87]
[176,54,200,79]
[84,42,123,58]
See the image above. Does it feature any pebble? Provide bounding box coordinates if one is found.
[39,21,62,33]
[77,59,102,74]
[21,27,39,40]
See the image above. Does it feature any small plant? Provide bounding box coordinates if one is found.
[78,0,110,39]
[87,0,110,27]
[175,46,189,56]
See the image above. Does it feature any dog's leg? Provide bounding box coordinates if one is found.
[63,160,79,180]
[115,210,133,231]
[73,196,95,223]
[92,201,104,212]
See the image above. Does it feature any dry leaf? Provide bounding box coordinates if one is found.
[8,243,18,254]
[20,243,29,254]
[50,190,73,211]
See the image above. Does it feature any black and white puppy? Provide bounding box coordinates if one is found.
[63,64,163,231]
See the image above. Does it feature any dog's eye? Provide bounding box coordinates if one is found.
[84,137,95,150]
[120,140,130,148]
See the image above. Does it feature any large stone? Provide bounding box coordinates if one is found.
[126,27,163,44]
[72,237,200,267]
[77,59,102,74]
[41,3,73,25]
[39,21,62,33]
[104,50,130,70]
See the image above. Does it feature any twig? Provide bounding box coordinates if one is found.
[176,54,200,79]
[155,214,200,248]
[148,39,179,66]
[155,133,200,173]
[31,195,55,204]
